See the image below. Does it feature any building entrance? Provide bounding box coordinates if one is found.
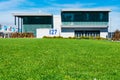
[75,30,100,38]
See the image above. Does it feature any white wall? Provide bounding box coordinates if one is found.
[36,28,60,38]
[37,29,49,38]
[61,28,74,38]
[36,15,109,38]
[53,15,61,29]
[61,32,74,38]
[36,15,61,38]
[100,32,108,38]
[53,15,61,36]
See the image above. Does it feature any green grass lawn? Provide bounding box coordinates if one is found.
[0,38,120,80]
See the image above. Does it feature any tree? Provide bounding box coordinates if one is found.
[112,29,120,41]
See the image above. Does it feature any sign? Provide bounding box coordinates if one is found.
[49,29,57,35]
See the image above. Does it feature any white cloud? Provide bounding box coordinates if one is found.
[28,2,96,14]
[0,0,25,10]
[45,1,95,9]
[52,3,90,8]
[91,6,119,11]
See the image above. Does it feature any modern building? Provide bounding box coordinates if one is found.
[13,13,53,36]
[61,9,111,38]
[13,9,111,38]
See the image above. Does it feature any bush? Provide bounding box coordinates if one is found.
[76,36,106,40]
[79,36,91,39]
[68,37,76,39]
[43,36,63,39]
[10,33,34,38]
[43,36,106,40]
[43,36,51,38]
[53,36,63,38]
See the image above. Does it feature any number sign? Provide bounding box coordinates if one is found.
[49,29,57,35]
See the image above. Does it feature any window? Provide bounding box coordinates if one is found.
[86,13,89,21]
[100,13,103,21]
[62,11,109,22]
[23,16,53,24]
[62,13,74,22]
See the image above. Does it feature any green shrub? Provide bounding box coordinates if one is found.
[79,36,90,39]
[76,36,106,40]
[68,37,76,39]
[43,36,63,39]
[53,36,63,38]
[43,36,52,38]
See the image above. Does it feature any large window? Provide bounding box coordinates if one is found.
[23,16,53,24]
[61,11,109,22]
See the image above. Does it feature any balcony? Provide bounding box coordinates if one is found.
[62,22,108,28]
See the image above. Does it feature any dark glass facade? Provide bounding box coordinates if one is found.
[23,16,53,24]
[61,11,109,22]
[61,11,109,38]
[21,16,53,36]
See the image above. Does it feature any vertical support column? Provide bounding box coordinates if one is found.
[18,17,20,33]
[15,16,16,25]
[52,15,53,28]
[21,18,23,33]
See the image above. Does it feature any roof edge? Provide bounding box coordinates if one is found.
[61,9,111,12]
[12,13,53,17]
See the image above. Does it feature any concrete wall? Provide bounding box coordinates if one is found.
[37,28,108,38]
[36,15,109,38]
[100,32,108,38]
[36,15,61,38]
[36,28,60,38]
[61,28,74,37]
[53,15,61,30]
[100,28,108,38]
[61,28,108,38]
[61,32,74,38]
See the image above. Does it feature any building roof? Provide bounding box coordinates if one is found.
[61,9,111,12]
[13,13,53,17]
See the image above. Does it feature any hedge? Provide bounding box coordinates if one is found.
[10,33,34,38]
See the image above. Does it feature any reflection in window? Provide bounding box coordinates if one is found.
[62,12,108,22]
[86,13,89,21]
[23,16,53,24]
[62,13,74,22]
[100,13,103,20]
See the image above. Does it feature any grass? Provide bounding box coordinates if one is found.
[0,38,120,80]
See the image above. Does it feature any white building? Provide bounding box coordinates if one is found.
[13,9,111,38]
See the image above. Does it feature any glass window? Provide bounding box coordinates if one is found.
[62,13,74,22]
[86,13,89,21]
[62,11,109,22]
[100,13,103,21]
[23,16,53,24]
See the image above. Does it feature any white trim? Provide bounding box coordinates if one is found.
[61,9,111,12]
[62,26,108,28]
[13,13,53,16]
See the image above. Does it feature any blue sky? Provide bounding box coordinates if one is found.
[0,0,120,31]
